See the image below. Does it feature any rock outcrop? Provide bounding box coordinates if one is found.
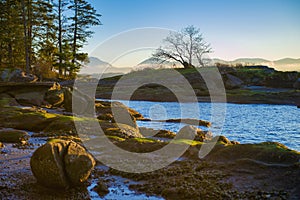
[30,140,95,189]
[139,127,176,139]
[44,82,64,107]
[225,74,244,89]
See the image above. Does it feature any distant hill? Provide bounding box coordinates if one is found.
[213,58,300,72]
[80,56,300,75]
[234,58,270,64]
[79,57,132,75]
[274,58,300,65]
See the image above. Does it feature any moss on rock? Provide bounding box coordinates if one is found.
[30,140,95,189]
[0,129,29,143]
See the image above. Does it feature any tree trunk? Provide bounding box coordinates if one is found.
[58,0,63,76]
[27,0,32,70]
[21,0,30,74]
[183,61,195,69]
[72,0,78,65]
[7,43,13,68]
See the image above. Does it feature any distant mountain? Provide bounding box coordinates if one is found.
[134,57,179,71]
[79,57,132,75]
[86,57,113,68]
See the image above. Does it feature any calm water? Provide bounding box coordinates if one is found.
[119,100,300,151]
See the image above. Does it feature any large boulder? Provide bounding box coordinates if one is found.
[30,140,95,189]
[177,125,213,142]
[96,101,139,129]
[101,121,143,139]
[0,129,29,143]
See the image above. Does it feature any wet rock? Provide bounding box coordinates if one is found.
[230,140,240,145]
[93,180,109,197]
[164,118,211,127]
[30,140,95,189]
[0,129,29,143]
[178,125,213,142]
[214,135,231,144]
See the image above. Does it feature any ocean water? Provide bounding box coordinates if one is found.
[119,100,300,151]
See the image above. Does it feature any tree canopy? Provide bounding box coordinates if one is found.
[0,0,101,79]
[153,25,212,69]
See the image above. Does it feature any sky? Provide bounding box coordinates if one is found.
[83,0,300,67]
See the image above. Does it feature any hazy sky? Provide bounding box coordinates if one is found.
[84,0,300,67]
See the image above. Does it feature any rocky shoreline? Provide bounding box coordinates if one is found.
[0,82,300,199]
[94,66,300,106]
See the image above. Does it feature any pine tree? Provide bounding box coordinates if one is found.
[0,0,25,69]
[34,0,58,79]
[68,0,101,76]
[52,0,69,77]
[0,0,101,79]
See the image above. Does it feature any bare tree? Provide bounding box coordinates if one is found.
[153,25,212,68]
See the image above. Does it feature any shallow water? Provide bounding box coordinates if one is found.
[88,166,163,200]
[120,101,300,151]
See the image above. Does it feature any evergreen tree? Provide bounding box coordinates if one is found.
[68,0,101,76]
[52,0,69,77]
[0,0,101,79]
[35,0,58,77]
[0,0,25,69]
